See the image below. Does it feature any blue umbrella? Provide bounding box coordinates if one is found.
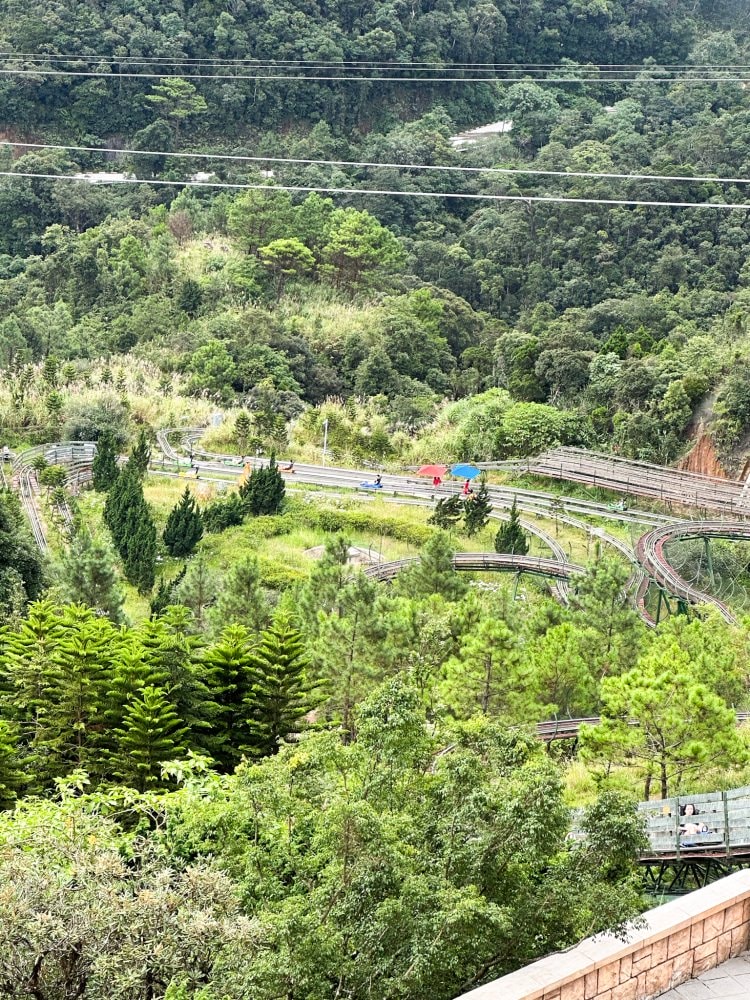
[451,463,482,479]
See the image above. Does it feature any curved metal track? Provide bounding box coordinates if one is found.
[635,521,750,623]
[365,551,585,582]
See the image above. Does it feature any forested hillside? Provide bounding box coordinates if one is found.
[4,2,750,998]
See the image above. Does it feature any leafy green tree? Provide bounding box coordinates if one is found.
[428,494,463,531]
[144,77,207,137]
[55,531,125,623]
[149,566,187,618]
[397,532,467,601]
[581,641,747,799]
[311,573,389,739]
[163,486,204,558]
[522,622,598,718]
[322,208,404,290]
[463,477,492,536]
[174,554,216,630]
[244,612,319,757]
[91,430,120,491]
[259,238,316,296]
[494,500,529,555]
[112,685,188,790]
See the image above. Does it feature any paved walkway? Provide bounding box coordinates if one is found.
[660,953,750,997]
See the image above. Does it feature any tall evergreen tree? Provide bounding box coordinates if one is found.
[91,431,120,492]
[209,556,270,634]
[397,532,466,601]
[0,720,23,809]
[112,685,188,791]
[104,463,141,553]
[202,624,256,770]
[130,429,151,478]
[163,486,203,557]
[494,500,529,556]
[55,531,125,622]
[244,612,318,757]
[239,454,285,516]
[123,505,157,594]
[150,566,187,617]
[464,477,493,537]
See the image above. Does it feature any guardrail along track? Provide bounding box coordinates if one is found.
[487,446,750,516]
[365,551,585,583]
[635,520,750,624]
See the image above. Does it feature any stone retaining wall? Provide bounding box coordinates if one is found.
[458,869,750,1000]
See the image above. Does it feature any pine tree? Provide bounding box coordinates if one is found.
[129,429,151,478]
[202,624,256,769]
[209,556,270,634]
[397,532,467,601]
[174,554,216,630]
[235,411,252,454]
[494,500,529,556]
[464,477,493,537]
[150,566,187,617]
[428,494,463,531]
[104,463,141,552]
[91,431,120,492]
[163,486,203,557]
[0,720,23,808]
[243,612,318,757]
[124,505,157,594]
[137,609,221,758]
[239,453,285,516]
[112,685,188,790]
[56,531,125,622]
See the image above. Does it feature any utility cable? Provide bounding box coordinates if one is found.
[3,139,750,186]
[1,170,749,210]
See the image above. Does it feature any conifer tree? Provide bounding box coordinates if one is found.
[239,454,285,516]
[130,429,151,478]
[0,720,23,808]
[123,505,157,594]
[243,612,318,757]
[494,499,529,556]
[464,477,493,537]
[428,494,463,531]
[163,486,203,557]
[397,532,467,601]
[91,431,120,492]
[202,624,256,769]
[56,530,125,622]
[209,556,269,634]
[150,566,187,617]
[113,685,188,790]
[104,462,141,553]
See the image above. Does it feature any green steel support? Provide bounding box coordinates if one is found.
[704,536,715,590]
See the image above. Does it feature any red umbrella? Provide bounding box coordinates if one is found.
[417,464,448,477]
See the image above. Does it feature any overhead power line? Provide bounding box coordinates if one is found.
[2,52,749,70]
[0,66,746,83]
[1,170,748,210]
[4,140,750,187]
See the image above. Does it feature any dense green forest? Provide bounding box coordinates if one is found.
[5,0,750,996]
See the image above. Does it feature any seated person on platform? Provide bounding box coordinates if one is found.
[680,803,708,836]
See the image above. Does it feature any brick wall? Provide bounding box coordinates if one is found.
[457,870,750,1000]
